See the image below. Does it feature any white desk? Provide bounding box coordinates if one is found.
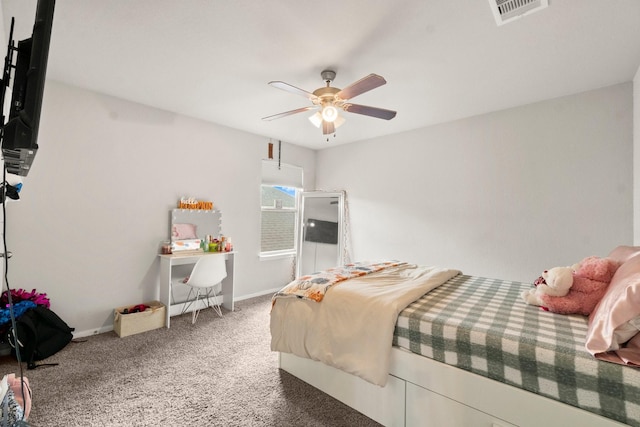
[158,251,235,328]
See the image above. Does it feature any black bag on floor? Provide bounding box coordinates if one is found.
[7,306,75,369]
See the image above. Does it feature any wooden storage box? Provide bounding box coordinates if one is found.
[114,301,166,337]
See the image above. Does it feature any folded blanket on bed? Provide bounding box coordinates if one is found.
[273,260,406,302]
[271,263,461,386]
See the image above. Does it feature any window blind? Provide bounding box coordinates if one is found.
[261,160,303,188]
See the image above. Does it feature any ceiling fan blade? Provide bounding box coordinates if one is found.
[262,106,316,121]
[336,74,387,100]
[342,103,397,120]
[322,121,335,135]
[269,81,317,101]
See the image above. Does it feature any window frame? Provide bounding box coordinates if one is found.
[259,184,301,259]
[260,160,303,260]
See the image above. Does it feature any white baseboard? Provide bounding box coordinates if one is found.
[73,288,281,339]
[234,287,281,301]
[74,324,114,339]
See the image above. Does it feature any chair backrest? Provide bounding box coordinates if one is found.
[185,255,227,288]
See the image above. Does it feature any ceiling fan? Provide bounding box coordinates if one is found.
[262,70,397,136]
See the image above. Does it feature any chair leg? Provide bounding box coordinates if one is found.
[209,287,223,318]
[181,288,197,316]
[202,287,223,318]
[191,289,201,324]
[182,286,222,324]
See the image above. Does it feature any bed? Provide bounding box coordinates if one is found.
[270,251,640,427]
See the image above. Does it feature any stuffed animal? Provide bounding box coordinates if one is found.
[521,266,574,307]
[539,256,620,316]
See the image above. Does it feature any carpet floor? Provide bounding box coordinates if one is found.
[0,295,382,426]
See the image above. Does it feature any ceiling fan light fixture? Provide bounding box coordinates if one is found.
[264,70,396,137]
[310,111,345,130]
[321,105,338,122]
[309,112,323,128]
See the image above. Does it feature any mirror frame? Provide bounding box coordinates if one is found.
[170,209,222,242]
[296,191,345,278]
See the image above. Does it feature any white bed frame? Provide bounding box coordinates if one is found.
[279,348,627,427]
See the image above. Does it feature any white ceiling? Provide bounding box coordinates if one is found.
[2,1,640,150]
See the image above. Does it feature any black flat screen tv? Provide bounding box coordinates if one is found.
[304,218,338,245]
[1,0,56,176]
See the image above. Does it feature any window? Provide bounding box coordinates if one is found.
[260,160,303,257]
[260,185,298,254]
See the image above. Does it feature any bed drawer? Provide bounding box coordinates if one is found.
[406,382,516,427]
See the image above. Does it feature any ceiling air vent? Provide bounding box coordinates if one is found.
[489,0,549,26]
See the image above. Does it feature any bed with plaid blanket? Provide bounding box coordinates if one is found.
[271,263,460,386]
[393,274,640,426]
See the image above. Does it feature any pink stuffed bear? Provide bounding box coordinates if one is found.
[540,256,620,316]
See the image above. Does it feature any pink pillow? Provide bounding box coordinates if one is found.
[586,253,640,364]
[607,245,640,263]
[171,223,197,240]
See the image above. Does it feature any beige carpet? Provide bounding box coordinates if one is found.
[0,295,381,426]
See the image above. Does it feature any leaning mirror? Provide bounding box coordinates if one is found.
[296,191,345,277]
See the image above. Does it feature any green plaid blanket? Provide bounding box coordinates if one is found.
[393,275,640,426]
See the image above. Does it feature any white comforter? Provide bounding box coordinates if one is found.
[270,264,461,386]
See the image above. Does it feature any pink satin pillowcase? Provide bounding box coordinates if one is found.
[606,245,640,264]
[585,246,640,364]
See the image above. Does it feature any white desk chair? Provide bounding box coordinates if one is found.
[173,255,227,324]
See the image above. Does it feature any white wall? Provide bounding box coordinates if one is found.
[317,83,633,283]
[3,81,316,336]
